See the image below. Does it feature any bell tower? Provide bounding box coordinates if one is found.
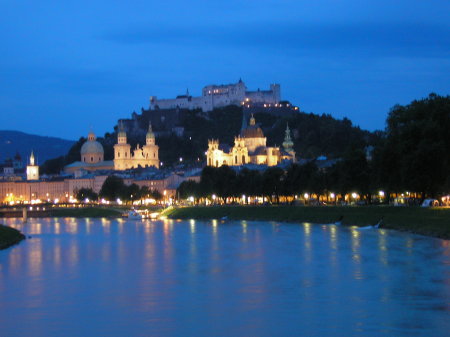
[142,122,159,168]
[26,151,39,180]
[114,121,131,170]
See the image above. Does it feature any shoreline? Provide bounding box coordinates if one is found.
[163,205,450,240]
[0,225,26,250]
[1,205,448,241]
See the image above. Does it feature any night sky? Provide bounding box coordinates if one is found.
[1,1,449,140]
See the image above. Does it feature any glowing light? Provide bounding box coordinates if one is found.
[379,191,385,197]
[351,192,358,199]
[330,193,335,199]
[212,194,216,200]
[304,193,309,199]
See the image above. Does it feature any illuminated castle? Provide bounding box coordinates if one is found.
[206,115,295,167]
[150,79,281,112]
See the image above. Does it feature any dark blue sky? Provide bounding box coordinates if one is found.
[1,1,449,140]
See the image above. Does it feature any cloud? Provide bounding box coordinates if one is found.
[102,21,450,58]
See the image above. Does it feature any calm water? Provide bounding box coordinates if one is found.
[1,218,449,337]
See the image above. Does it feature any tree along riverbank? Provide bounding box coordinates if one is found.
[163,206,450,240]
[0,225,26,250]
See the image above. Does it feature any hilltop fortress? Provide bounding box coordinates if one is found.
[150,79,281,111]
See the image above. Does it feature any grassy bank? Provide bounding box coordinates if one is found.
[0,224,26,250]
[164,206,450,239]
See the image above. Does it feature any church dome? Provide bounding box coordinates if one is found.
[241,114,264,138]
[241,126,264,138]
[81,133,104,155]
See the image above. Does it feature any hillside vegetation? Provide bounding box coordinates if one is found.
[41,104,378,173]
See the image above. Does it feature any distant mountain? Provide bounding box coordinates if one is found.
[0,130,75,165]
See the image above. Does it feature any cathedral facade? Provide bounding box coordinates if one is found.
[65,124,159,174]
[206,115,295,167]
[113,123,159,170]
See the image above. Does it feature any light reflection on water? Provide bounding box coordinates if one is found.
[0,218,449,337]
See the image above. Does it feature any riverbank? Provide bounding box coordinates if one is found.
[0,207,124,218]
[164,205,450,239]
[0,224,26,250]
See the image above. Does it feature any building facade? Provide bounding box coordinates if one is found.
[150,79,281,112]
[0,172,198,205]
[65,124,160,174]
[206,115,295,167]
[113,123,159,170]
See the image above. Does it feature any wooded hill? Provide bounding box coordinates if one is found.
[42,104,380,174]
[41,93,450,198]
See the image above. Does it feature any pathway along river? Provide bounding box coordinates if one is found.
[0,218,449,336]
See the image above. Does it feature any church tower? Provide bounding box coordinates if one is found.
[114,122,131,170]
[142,123,159,168]
[26,151,39,180]
[282,123,295,160]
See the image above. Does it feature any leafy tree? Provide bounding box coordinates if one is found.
[178,180,201,200]
[75,188,98,202]
[123,183,140,203]
[262,167,285,203]
[378,93,450,197]
[99,176,127,201]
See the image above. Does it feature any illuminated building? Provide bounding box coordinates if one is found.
[206,115,295,167]
[150,79,280,112]
[26,152,39,180]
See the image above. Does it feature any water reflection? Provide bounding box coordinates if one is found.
[0,218,449,336]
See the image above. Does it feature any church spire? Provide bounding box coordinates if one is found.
[283,123,294,152]
[29,151,35,166]
[249,113,256,126]
[146,122,155,145]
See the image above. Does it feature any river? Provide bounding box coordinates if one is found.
[0,218,449,336]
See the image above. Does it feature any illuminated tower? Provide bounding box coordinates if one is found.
[26,151,39,180]
[282,123,295,160]
[114,121,131,170]
[142,123,159,168]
